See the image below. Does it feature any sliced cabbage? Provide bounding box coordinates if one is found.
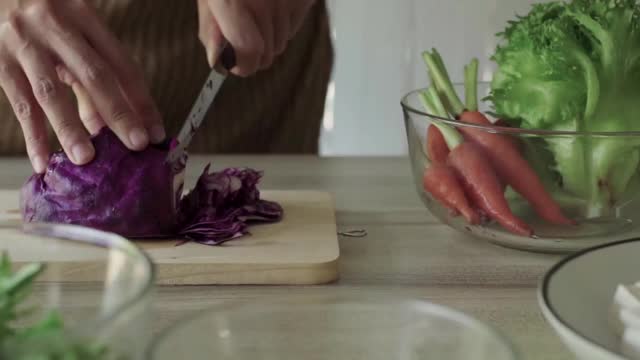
[20,128,283,245]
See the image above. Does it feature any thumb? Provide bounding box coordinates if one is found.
[206,24,225,68]
[198,2,225,68]
[206,38,220,68]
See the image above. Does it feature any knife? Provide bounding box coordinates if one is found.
[166,44,236,164]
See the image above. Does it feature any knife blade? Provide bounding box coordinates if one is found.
[166,45,236,164]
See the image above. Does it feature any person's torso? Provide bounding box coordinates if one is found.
[0,0,333,155]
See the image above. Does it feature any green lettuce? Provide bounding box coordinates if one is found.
[489,0,640,217]
[0,253,110,359]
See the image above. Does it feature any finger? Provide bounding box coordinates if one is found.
[208,0,264,77]
[197,0,225,67]
[0,60,49,173]
[13,42,94,165]
[55,63,75,86]
[273,0,290,56]
[250,3,275,70]
[67,1,164,143]
[40,15,150,150]
[57,65,105,135]
[73,82,105,136]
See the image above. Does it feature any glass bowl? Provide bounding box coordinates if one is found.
[147,294,518,360]
[402,83,640,253]
[0,222,155,360]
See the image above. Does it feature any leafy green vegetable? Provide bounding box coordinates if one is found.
[464,58,480,112]
[422,49,466,117]
[0,253,110,360]
[488,0,640,217]
[418,87,464,149]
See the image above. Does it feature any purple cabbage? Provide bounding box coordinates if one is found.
[178,166,283,245]
[20,128,181,238]
[20,128,283,245]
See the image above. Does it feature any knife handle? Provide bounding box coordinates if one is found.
[214,42,236,73]
[220,45,236,71]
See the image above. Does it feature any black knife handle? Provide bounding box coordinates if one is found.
[220,45,237,71]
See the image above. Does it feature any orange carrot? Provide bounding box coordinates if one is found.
[422,49,573,227]
[458,112,575,226]
[423,164,480,225]
[459,112,520,151]
[426,125,449,164]
[448,142,533,237]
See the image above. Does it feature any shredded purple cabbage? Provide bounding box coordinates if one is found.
[20,128,283,246]
[178,165,283,245]
[184,168,282,246]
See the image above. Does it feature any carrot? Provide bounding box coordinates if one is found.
[423,164,480,224]
[458,112,575,226]
[426,125,449,164]
[447,142,533,237]
[419,88,454,165]
[419,89,482,226]
[423,49,574,226]
[421,87,532,236]
[423,54,533,234]
[458,112,519,150]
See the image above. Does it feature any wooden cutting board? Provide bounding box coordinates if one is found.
[0,190,340,285]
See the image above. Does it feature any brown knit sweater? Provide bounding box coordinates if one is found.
[0,0,334,155]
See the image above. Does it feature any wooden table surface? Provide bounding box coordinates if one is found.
[0,155,572,360]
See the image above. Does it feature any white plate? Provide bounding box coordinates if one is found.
[538,239,640,360]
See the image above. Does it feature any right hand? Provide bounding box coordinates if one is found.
[0,0,165,173]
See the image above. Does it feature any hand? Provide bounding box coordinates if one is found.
[197,0,316,76]
[0,0,165,173]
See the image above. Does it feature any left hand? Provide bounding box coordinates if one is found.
[197,0,316,77]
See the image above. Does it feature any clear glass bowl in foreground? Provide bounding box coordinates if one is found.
[147,294,518,360]
[402,83,640,253]
[0,222,155,360]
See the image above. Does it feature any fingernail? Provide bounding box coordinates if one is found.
[129,127,149,150]
[206,47,216,68]
[71,143,95,164]
[32,155,48,173]
[207,40,222,68]
[150,124,166,143]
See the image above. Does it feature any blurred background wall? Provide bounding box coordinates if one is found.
[319,0,543,156]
